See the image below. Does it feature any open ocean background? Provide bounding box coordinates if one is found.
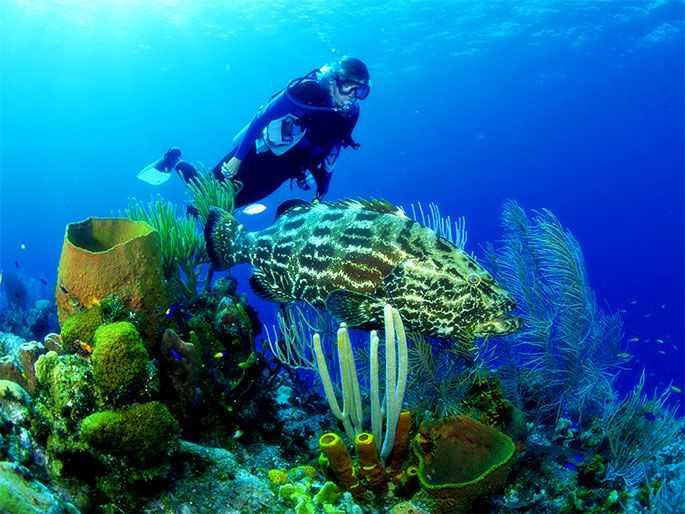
[1,1,683,405]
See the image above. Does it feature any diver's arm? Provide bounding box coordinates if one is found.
[233,92,295,160]
[310,164,333,199]
[341,105,361,149]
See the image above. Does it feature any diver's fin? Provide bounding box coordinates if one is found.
[205,207,250,270]
[275,199,312,219]
[136,147,182,186]
[325,289,386,328]
[136,163,172,186]
[249,270,294,303]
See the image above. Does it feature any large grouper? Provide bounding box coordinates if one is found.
[205,199,521,343]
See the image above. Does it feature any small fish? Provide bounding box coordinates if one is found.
[563,462,577,473]
[165,303,192,321]
[643,313,652,318]
[0,271,2,286]
[617,353,632,360]
[656,339,665,344]
[657,350,666,355]
[169,349,183,362]
[15,261,20,268]
[78,341,93,355]
[39,278,48,286]
[214,352,224,359]
[19,243,26,250]
[630,300,638,305]
[241,203,267,215]
[670,386,682,395]
[59,284,69,294]
[674,345,679,351]
[232,429,243,440]
[628,337,640,343]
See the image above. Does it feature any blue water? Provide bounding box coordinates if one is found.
[1,1,683,403]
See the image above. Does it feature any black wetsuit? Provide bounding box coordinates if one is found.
[209,78,360,208]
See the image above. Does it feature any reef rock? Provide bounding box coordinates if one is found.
[0,461,79,514]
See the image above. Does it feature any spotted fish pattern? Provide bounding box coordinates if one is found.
[205,199,521,341]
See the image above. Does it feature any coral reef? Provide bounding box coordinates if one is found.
[0,272,58,341]
[0,199,681,514]
[0,333,47,394]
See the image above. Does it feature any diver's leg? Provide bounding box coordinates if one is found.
[175,161,199,183]
[231,152,294,208]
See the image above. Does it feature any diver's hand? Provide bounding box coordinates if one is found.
[221,157,242,179]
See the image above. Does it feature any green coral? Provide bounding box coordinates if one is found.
[100,294,130,323]
[60,304,104,352]
[92,322,154,406]
[274,468,343,514]
[34,352,95,430]
[33,352,96,478]
[80,401,179,466]
[185,169,236,225]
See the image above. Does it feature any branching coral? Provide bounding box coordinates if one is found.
[406,201,468,249]
[126,197,206,299]
[484,200,627,425]
[604,371,683,487]
[265,301,339,370]
[404,335,475,418]
[185,169,236,225]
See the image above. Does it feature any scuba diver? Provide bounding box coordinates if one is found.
[138,56,370,208]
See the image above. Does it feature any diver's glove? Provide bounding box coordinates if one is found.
[342,136,360,150]
[296,176,312,191]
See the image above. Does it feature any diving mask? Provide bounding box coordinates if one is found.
[337,79,370,100]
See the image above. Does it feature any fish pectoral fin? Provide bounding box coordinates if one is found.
[249,270,294,303]
[325,290,386,328]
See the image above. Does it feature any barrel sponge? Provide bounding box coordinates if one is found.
[91,322,150,406]
[412,415,516,514]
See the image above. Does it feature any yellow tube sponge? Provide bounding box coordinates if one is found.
[354,432,387,492]
[389,410,412,470]
[319,432,357,490]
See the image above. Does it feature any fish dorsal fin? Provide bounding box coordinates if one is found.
[325,198,407,217]
[325,289,387,329]
[275,199,312,219]
[249,270,295,303]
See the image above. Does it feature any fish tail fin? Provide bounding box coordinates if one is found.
[205,207,250,269]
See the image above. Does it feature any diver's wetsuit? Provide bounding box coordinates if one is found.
[210,78,359,208]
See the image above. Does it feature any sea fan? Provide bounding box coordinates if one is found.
[485,200,627,426]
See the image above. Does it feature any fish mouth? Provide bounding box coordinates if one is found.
[473,315,522,337]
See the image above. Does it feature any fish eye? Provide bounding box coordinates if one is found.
[467,273,481,286]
